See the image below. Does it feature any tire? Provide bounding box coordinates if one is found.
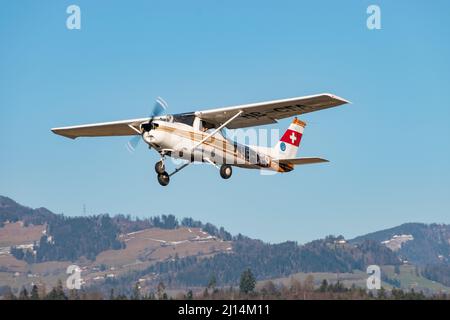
[157,172,170,186]
[220,165,232,179]
[155,161,165,174]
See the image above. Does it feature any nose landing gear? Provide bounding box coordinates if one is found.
[157,171,170,186]
[155,159,170,186]
[155,160,165,174]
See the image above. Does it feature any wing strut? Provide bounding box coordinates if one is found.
[127,124,142,134]
[192,110,243,152]
[204,157,219,169]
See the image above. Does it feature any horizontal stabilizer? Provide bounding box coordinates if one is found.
[276,157,329,166]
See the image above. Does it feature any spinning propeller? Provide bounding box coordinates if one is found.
[126,97,168,153]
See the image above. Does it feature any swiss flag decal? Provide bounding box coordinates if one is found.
[280,129,302,147]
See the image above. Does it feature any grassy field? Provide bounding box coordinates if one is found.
[0,222,45,247]
[382,264,450,293]
[258,265,450,294]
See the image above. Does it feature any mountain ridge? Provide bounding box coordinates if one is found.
[1,195,449,293]
[350,222,450,265]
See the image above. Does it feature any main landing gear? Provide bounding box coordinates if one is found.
[155,160,170,186]
[220,164,232,179]
[154,160,232,186]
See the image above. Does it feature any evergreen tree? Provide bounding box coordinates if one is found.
[30,285,39,300]
[319,279,328,292]
[377,287,387,299]
[131,282,141,300]
[46,279,67,300]
[208,274,217,291]
[239,268,256,294]
[157,281,166,300]
[19,287,29,300]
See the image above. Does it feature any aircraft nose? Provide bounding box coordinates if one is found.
[143,131,160,144]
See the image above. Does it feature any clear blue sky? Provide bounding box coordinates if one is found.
[1,1,449,243]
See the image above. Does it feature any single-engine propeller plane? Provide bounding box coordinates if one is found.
[51,93,349,186]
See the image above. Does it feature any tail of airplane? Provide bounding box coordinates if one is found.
[273,117,306,159]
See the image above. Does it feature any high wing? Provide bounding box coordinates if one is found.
[195,93,350,129]
[51,93,349,139]
[51,118,150,139]
[277,157,329,166]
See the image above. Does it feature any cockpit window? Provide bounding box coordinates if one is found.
[201,121,215,130]
[172,114,195,126]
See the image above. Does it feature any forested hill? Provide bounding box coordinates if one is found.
[350,223,450,266]
[1,195,400,287]
[1,195,448,288]
[131,236,401,288]
[0,195,232,263]
[0,196,55,227]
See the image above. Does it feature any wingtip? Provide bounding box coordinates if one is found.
[51,128,76,139]
[323,93,351,105]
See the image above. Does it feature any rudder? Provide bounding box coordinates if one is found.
[273,117,306,159]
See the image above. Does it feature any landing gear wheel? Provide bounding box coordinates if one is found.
[157,172,170,186]
[220,165,232,179]
[155,161,165,174]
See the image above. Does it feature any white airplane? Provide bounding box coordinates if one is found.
[51,93,349,186]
